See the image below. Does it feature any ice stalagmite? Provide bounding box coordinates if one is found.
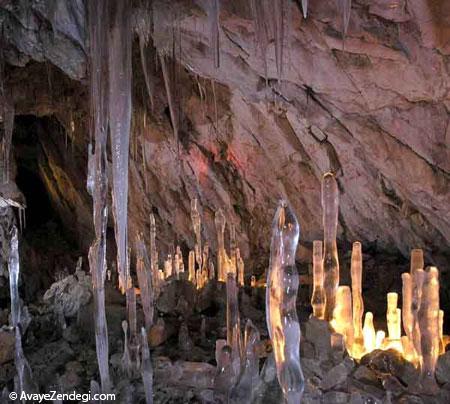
[149,214,159,294]
[412,269,425,366]
[363,312,376,352]
[387,293,400,340]
[214,344,234,400]
[419,267,440,394]
[402,273,413,355]
[126,285,137,342]
[351,242,364,358]
[311,240,326,319]
[121,320,132,378]
[266,200,304,404]
[226,272,242,378]
[322,172,340,321]
[136,235,154,331]
[331,286,353,352]
[230,319,260,403]
[141,327,153,404]
[191,199,202,269]
[14,326,36,397]
[439,310,444,354]
[8,226,20,327]
[108,0,132,293]
[87,0,111,392]
[215,209,226,281]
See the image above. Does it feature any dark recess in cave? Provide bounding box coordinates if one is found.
[12,115,82,302]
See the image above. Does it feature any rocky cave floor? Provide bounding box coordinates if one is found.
[0,255,450,404]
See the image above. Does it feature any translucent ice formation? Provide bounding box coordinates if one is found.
[387,293,400,340]
[412,269,425,366]
[402,273,413,354]
[126,286,137,341]
[351,242,364,358]
[2,99,14,184]
[266,200,304,404]
[331,286,353,352]
[410,249,424,276]
[419,267,440,394]
[121,320,132,378]
[208,0,220,68]
[140,327,153,404]
[215,209,226,282]
[363,312,376,353]
[321,172,340,321]
[191,199,202,269]
[108,0,132,293]
[8,226,20,327]
[226,272,242,378]
[136,235,154,331]
[311,240,326,319]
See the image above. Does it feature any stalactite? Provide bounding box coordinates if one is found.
[208,0,220,69]
[2,98,14,184]
[191,198,202,269]
[266,200,304,404]
[108,0,132,293]
[322,172,340,321]
[302,0,308,18]
[311,240,326,319]
[337,0,352,37]
[274,0,286,82]
[8,227,20,327]
[215,209,226,281]
[87,0,111,392]
[159,53,179,143]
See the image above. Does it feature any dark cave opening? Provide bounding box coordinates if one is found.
[12,115,82,302]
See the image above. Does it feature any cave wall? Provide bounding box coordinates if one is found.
[1,0,449,276]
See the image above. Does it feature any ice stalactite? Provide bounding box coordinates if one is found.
[266,200,304,404]
[215,208,226,282]
[8,226,20,327]
[141,327,153,404]
[87,0,111,392]
[136,235,154,331]
[337,0,352,36]
[250,0,270,81]
[274,0,286,82]
[351,242,364,358]
[208,0,220,69]
[226,272,242,379]
[191,198,202,270]
[230,319,260,403]
[108,0,133,294]
[321,172,340,321]
[302,0,308,18]
[14,326,36,398]
[149,213,160,296]
[311,240,326,319]
[2,99,14,184]
[419,267,440,394]
[159,53,179,143]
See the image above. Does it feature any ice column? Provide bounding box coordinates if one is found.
[266,200,304,404]
[331,286,353,352]
[350,241,364,357]
[412,269,425,366]
[191,199,202,269]
[8,227,20,327]
[108,0,132,293]
[321,172,340,321]
[87,0,111,392]
[136,235,154,331]
[140,327,153,404]
[215,209,226,282]
[402,273,413,353]
[226,272,242,378]
[419,267,440,394]
[311,240,326,319]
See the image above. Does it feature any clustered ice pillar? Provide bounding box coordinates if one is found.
[321,172,340,321]
[311,240,326,319]
[266,200,304,404]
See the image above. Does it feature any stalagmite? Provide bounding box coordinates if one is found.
[412,269,425,366]
[376,331,386,350]
[87,0,111,392]
[439,310,444,354]
[402,335,415,361]
[14,326,36,397]
[226,272,242,378]
[237,248,244,287]
[322,172,340,321]
[121,320,132,378]
[215,209,226,281]
[214,344,234,400]
[363,312,376,353]
[311,240,326,319]
[402,273,413,353]
[8,226,20,327]
[141,327,153,404]
[191,198,202,269]
[108,0,132,294]
[330,286,353,352]
[351,241,364,358]
[188,250,195,284]
[387,293,400,340]
[136,236,154,331]
[419,267,440,394]
[266,200,304,404]
[231,319,260,403]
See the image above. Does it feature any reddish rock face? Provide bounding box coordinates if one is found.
[1,0,449,275]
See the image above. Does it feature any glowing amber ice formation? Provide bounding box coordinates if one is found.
[191,198,202,268]
[215,209,226,282]
[311,240,326,319]
[412,269,425,365]
[321,172,340,321]
[331,286,353,352]
[402,273,413,353]
[387,293,400,340]
[226,272,242,377]
[266,200,304,404]
[419,267,440,394]
[376,330,386,350]
[188,250,195,284]
[402,335,415,362]
[439,310,444,354]
[351,241,364,358]
[363,312,376,353]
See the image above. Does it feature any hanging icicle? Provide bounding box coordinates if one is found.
[208,0,220,69]
[108,0,133,293]
[302,0,308,19]
[274,0,286,83]
[338,0,352,37]
[159,53,179,143]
